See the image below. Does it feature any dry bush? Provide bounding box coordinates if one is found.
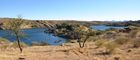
[95,39,118,54]
[133,38,140,48]
[129,29,140,38]
[95,39,107,48]
[103,31,117,39]
[115,37,130,45]
[104,41,118,54]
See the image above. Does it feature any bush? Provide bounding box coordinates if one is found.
[115,37,130,45]
[103,31,117,39]
[133,39,140,48]
[96,30,105,35]
[129,30,140,38]
[104,41,118,54]
[95,40,118,54]
[95,39,107,48]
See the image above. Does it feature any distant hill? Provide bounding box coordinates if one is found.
[0,18,140,29]
[104,20,140,26]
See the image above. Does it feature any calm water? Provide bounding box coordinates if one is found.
[0,28,66,45]
[0,25,126,45]
[90,25,126,30]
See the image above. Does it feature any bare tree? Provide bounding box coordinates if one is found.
[4,16,25,53]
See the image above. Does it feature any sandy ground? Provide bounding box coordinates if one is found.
[0,42,140,60]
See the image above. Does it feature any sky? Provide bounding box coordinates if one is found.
[0,0,140,21]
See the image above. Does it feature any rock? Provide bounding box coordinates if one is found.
[114,57,120,60]
[18,57,25,60]
[127,49,132,53]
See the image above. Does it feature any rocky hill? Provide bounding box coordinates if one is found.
[1,18,140,30]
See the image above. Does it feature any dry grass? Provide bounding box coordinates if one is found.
[0,42,140,60]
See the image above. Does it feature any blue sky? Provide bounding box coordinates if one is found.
[0,0,140,21]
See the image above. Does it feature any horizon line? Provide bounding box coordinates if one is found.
[0,17,139,21]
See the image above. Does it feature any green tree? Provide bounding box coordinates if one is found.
[4,16,25,53]
[47,23,96,48]
[75,25,95,48]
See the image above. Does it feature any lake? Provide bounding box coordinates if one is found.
[0,25,126,45]
[0,28,66,45]
[90,25,127,30]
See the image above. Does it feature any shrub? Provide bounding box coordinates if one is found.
[133,39,140,48]
[95,39,107,48]
[115,37,130,45]
[129,30,140,38]
[104,31,117,39]
[95,40,118,54]
[104,41,118,54]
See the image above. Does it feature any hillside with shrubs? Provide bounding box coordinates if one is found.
[0,18,140,60]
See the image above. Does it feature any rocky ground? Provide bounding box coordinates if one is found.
[0,42,140,60]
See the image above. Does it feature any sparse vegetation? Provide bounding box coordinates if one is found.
[0,18,140,60]
[132,39,140,48]
[115,37,130,45]
[104,41,118,54]
[95,40,118,54]
[95,39,107,48]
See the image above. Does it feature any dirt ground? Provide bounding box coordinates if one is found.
[0,42,140,60]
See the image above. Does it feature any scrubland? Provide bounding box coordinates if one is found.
[0,18,140,60]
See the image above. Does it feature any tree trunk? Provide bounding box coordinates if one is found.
[16,34,22,53]
[78,38,82,48]
[82,36,89,48]
[78,36,89,48]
